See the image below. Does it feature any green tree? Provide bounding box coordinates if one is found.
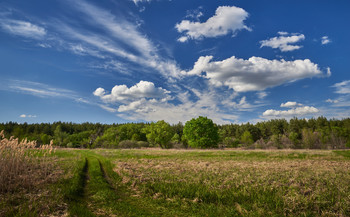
[241,131,254,146]
[54,125,68,146]
[143,120,174,149]
[183,116,219,148]
[289,132,300,148]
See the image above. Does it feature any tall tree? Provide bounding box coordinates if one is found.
[183,116,219,149]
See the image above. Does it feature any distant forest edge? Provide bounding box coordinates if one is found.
[1,116,350,149]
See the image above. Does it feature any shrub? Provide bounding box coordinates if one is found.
[241,131,254,146]
[222,137,240,148]
[118,140,140,149]
[137,141,149,148]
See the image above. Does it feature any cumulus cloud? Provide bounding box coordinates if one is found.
[281,101,303,108]
[260,32,305,52]
[176,6,250,42]
[263,106,319,117]
[0,19,46,39]
[325,99,339,104]
[116,89,239,124]
[93,88,106,97]
[94,81,170,103]
[183,55,327,92]
[94,82,245,124]
[263,102,319,118]
[19,114,37,118]
[321,36,331,45]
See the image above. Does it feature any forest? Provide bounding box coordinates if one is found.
[1,116,349,149]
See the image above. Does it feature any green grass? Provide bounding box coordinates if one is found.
[1,149,350,216]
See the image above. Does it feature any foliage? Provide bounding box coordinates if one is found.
[118,140,140,149]
[241,131,254,146]
[0,116,349,149]
[143,120,174,149]
[183,116,219,148]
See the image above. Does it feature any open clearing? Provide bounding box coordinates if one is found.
[1,149,350,216]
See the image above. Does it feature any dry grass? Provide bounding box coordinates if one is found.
[0,130,55,193]
[112,149,350,216]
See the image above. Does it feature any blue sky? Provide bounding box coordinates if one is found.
[0,0,349,124]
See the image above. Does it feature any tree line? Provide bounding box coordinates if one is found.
[0,116,349,149]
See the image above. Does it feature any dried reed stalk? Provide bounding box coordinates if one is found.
[0,130,55,193]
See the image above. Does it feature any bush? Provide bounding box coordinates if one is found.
[118,140,140,149]
[222,137,240,148]
[241,131,254,146]
[136,141,149,148]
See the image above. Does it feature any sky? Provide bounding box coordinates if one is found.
[0,0,350,124]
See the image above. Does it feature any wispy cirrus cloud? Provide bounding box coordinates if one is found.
[325,80,350,108]
[0,18,46,39]
[5,80,78,99]
[1,0,181,79]
[53,0,181,78]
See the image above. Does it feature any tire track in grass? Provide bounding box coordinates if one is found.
[65,157,94,217]
[87,157,152,216]
[67,152,186,216]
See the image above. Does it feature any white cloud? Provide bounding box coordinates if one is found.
[93,88,106,97]
[185,8,204,21]
[0,19,46,39]
[116,90,239,124]
[131,0,153,5]
[257,91,268,99]
[321,36,331,45]
[94,81,170,103]
[263,106,319,118]
[332,80,350,94]
[222,96,257,111]
[19,114,37,118]
[94,82,244,124]
[183,55,326,92]
[280,101,303,108]
[260,32,305,52]
[176,6,250,42]
[325,99,339,104]
[58,0,181,78]
[6,80,78,99]
[99,105,117,113]
[326,80,350,108]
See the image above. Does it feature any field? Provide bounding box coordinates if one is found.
[1,148,350,216]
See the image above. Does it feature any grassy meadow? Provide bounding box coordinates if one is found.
[1,143,350,216]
